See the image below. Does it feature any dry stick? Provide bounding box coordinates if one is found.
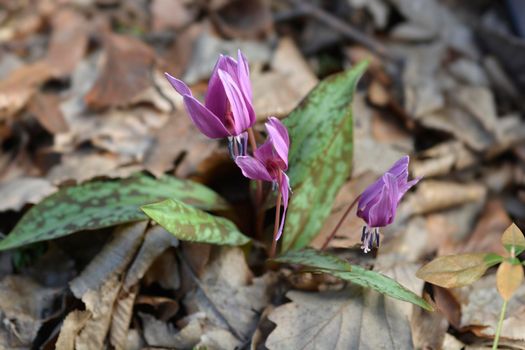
[288,0,402,64]
[270,190,283,258]
[320,195,361,251]
[247,127,265,238]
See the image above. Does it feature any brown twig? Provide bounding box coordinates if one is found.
[320,195,361,251]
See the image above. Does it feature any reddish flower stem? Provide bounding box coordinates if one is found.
[320,194,361,251]
[247,127,264,238]
[270,190,282,258]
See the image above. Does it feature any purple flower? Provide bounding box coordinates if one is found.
[357,155,421,253]
[235,117,291,240]
[165,50,255,156]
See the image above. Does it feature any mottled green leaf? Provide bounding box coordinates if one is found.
[273,248,352,272]
[501,223,525,256]
[276,249,433,310]
[142,199,250,245]
[416,253,503,288]
[0,174,228,251]
[282,62,367,251]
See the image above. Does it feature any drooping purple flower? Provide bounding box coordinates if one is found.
[357,155,421,253]
[235,117,291,240]
[164,50,255,156]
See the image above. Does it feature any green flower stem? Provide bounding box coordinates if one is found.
[492,299,508,350]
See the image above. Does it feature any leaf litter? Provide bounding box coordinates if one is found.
[1,0,525,349]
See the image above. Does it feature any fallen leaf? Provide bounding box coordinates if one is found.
[110,285,139,350]
[0,276,60,349]
[400,180,487,217]
[28,93,69,134]
[0,62,53,120]
[266,287,413,349]
[455,274,525,341]
[45,9,89,77]
[0,177,57,212]
[144,110,220,178]
[151,0,196,32]
[75,274,122,349]
[69,222,147,298]
[84,32,155,110]
[184,247,276,340]
[55,310,91,350]
[210,0,273,39]
[124,225,179,290]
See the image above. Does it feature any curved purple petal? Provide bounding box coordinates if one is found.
[183,95,230,138]
[254,140,275,168]
[265,117,290,169]
[235,156,273,181]
[218,69,253,134]
[357,177,383,214]
[165,72,192,96]
[237,50,253,101]
[387,155,410,188]
[368,173,398,227]
[275,171,290,241]
[398,176,421,201]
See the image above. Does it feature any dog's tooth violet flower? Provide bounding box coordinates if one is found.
[164,49,255,157]
[235,117,291,241]
[357,155,421,253]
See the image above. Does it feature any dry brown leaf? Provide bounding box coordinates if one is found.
[266,287,413,350]
[110,284,139,350]
[75,274,122,350]
[458,200,510,256]
[28,93,69,134]
[142,249,181,291]
[184,247,275,340]
[455,274,525,341]
[0,276,60,349]
[124,225,179,290]
[411,141,477,178]
[0,61,53,120]
[182,29,271,85]
[251,37,318,120]
[55,310,91,350]
[135,296,179,321]
[400,180,487,216]
[70,222,147,298]
[151,0,196,32]
[211,0,273,39]
[45,9,89,77]
[496,262,524,301]
[84,33,155,110]
[0,177,57,212]
[140,312,203,348]
[46,153,143,185]
[144,110,220,178]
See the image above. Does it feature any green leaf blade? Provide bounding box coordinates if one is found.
[282,62,368,251]
[276,249,432,311]
[142,199,250,246]
[0,174,228,251]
